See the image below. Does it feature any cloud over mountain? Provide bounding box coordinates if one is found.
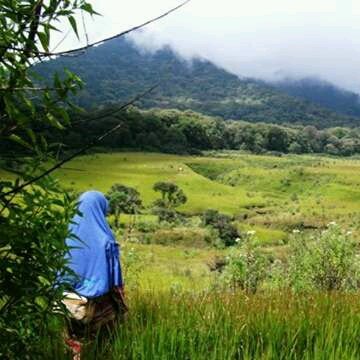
[57,0,360,94]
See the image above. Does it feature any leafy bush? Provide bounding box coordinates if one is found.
[152,207,181,223]
[0,1,96,356]
[135,220,160,233]
[0,174,77,358]
[153,182,187,208]
[152,182,187,223]
[288,224,360,291]
[221,233,268,293]
[202,209,240,247]
[106,184,142,228]
[121,245,144,290]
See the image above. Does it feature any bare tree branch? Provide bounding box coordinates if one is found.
[23,0,44,59]
[51,30,71,53]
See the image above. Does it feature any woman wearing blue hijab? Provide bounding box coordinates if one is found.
[63,191,127,357]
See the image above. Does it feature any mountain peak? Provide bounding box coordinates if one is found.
[36,37,360,128]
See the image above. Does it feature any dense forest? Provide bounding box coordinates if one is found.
[273,77,360,118]
[36,38,360,128]
[42,107,360,157]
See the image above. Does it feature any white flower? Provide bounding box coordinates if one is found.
[292,229,300,234]
[328,221,337,227]
[346,231,353,236]
[247,230,256,236]
[235,237,241,243]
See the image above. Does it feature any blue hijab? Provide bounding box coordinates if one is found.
[65,191,123,298]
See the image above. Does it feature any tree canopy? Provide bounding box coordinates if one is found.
[107,184,142,228]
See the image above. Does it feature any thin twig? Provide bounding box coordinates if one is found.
[50,30,71,53]
[0,87,62,92]
[23,0,43,59]
[81,10,89,47]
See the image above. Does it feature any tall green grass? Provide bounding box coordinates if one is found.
[86,291,360,360]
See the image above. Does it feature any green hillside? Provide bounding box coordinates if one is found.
[4,151,359,239]
[53,152,264,215]
[10,151,356,245]
[273,77,360,117]
[36,38,360,128]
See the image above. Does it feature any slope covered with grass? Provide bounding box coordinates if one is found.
[54,152,264,215]
[52,151,360,235]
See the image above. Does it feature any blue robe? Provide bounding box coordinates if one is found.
[65,191,123,298]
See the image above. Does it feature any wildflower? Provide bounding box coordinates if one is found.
[346,231,353,236]
[235,237,241,243]
[292,229,300,234]
[328,221,337,227]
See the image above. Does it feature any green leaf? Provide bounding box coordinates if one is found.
[38,31,49,52]
[68,16,79,39]
[8,134,33,150]
[56,107,70,125]
[40,135,48,151]
[46,112,64,129]
[25,128,36,145]
[45,23,59,32]
[38,276,51,286]
[23,96,35,114]
[35,296,48,310]
[53,73,61,89]
[81,3,100,15]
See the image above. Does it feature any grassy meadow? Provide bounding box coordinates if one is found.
[54,152,264,214]
[53,150,360,241]
[5,151,360,358]
[29,151,359,291]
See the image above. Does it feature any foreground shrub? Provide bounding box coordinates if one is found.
[0,175,76,358]
[121,245,144,290]
[0,1,97,357]
[220,233,268,293]
[288,224,360,291]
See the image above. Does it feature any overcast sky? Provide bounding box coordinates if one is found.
[57,0,360,93]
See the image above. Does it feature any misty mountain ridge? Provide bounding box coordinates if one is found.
[37,37,360,128]
[271,77,360,118]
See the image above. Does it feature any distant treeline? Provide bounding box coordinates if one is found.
[56,107,360,156]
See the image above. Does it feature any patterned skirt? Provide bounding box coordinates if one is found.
[63,291,126,339]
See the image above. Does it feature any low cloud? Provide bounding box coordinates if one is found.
[57,0,360,93]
